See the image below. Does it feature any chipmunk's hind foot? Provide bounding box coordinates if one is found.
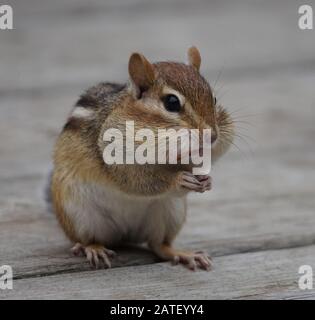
[71,243,116,269]
[172,251,212,271]
[152,244,212,271]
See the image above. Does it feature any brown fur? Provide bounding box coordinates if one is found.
[50,48,234,264]
[187,46,201,71]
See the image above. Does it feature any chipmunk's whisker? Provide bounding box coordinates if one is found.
[216,88,231,102]
[233,134,255,156]
[230,119,255,128]
[219,135,250,160]
[212,64,225,92]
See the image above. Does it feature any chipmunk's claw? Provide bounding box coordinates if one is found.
[71,243,116,269]
[172,251,212,271]
[179,172,212,193]
[196,175,212,192]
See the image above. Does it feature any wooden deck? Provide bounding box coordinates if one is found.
[0,0,315,299]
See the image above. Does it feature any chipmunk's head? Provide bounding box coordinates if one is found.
[127,46,234,162]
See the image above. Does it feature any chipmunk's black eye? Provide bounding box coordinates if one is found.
[162,94,181,112]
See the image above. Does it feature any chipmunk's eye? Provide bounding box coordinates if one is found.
[214,97,217,105]
[162,94,181,112]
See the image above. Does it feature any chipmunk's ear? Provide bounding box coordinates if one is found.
[128,53,155,98]
[187,46,201,71]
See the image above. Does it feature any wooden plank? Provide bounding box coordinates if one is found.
[1,74,314,280]
[1,74,315,204]
[1,186,314,280]
[1,245,315,300]
[0,201,158,279]
[2,0,314,91]
[0,0,314,300]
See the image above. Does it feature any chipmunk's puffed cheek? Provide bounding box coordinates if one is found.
[71,107,95,119]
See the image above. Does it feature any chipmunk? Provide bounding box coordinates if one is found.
[50,47,234,271]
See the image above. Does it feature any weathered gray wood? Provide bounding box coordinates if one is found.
[1,188,315,280]
[0,201,159,279]
[1,72,315,203]
[1,245,315,300]
[0,0,314,299]
[2,0,314,91]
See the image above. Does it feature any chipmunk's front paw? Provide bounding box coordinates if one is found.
[173,251,212,271]
[152,244,213,271]
[71,243,116,269]
[178,171,212,193]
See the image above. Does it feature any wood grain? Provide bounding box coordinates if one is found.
[1,245,314,300]
[0,0,314,299]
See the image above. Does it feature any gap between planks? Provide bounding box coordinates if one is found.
[1,244,315,300]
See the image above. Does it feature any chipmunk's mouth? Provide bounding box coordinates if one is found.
[173,128,213,164]
[173,140,212,175]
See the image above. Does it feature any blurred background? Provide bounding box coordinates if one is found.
[0,0,315,285]
[1,0,314,205]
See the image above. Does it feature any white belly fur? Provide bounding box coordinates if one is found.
[64,180,186,246]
